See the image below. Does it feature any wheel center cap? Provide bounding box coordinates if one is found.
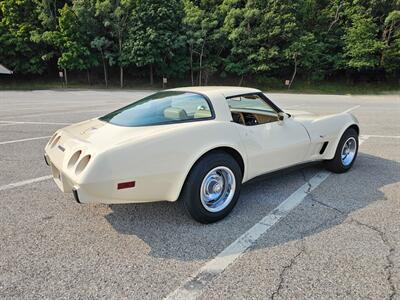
[213,183,222,193]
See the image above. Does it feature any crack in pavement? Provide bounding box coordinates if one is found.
[270,241,306,300]
[349,219,397,300]
[300,169,397,300]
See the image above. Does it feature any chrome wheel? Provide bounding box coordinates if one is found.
[200,166,236,213]
[341,137,357,166]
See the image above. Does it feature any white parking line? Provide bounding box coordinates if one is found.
[0,136,51,145]
[0,121,71,125]
[2,109,106,119]
[363,134,400,139]
[343,105,360,113]
[0,103,122,112]
[166,138,369,300]
[0,175,52,192]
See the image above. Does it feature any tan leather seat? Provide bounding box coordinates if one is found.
[164,107,188,120]
[194,109,212,119]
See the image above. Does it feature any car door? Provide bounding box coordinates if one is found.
[226,94,311,180]
[236,117,311,180]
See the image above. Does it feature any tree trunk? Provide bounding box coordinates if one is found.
[288,54,297,89]
[120,66,124,88]
[238,75,244,86]
[87,69,91,85]
[198,54,203,86]
[190,44,194,86]
[150,64,154,85]
[101,51,108,88]
[327,1,343,33]
[119,34,124,88]
[198,38,206,86]
[63,68,68,87]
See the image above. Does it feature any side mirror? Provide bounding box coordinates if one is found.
[278,112,287,122]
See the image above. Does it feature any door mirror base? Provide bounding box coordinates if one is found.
[278,112,287,123]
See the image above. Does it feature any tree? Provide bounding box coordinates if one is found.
[222,0,298,83]
[91,36,114,87]
[284,33,322,88]
[34,0,70,30]
[42,1,99,85]
[0,0,47,74]
[381,10,400,75]
[95,0,135,88]
[123,0,185,85]
[184,0,226,86]
[342,6,384,70]
[0,0,399,86]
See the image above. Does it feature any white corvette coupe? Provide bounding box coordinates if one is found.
[44,86,359,223]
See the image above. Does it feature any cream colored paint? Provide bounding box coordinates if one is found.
[44,86,359,204]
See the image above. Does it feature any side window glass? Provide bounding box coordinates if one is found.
[172,96,212,119]
[227,94,277,114]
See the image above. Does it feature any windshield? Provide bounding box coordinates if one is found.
[100,91,213,127]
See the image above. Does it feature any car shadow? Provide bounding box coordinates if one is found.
[105,153,399,261]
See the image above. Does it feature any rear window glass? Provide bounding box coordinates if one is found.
[100,91,213,127]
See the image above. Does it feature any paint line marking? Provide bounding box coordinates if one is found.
[362,134,400,139]
[1,109,106,119]
[166,137,369,300]
[0,136,51,145]
[0,175,52,192]
[0,102,122,112]
[343,105,360,113]
[0,121,71,125]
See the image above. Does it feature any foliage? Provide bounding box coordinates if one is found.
[343,6,384,70]
[122,0,186,81]
[43,2,99,71]
[0,0,48,73]
[1,0,399,84]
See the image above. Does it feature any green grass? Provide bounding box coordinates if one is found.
[0,77,398,95]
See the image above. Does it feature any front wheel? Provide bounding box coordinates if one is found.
[181,151,242,223]
[324,127,359,173]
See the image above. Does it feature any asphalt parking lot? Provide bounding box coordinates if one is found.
[0,89,399,299]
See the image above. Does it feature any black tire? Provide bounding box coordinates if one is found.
[181,151,242,223]
[324,127,359,173]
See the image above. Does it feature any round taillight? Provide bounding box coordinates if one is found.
[75,155,91,175]
[68,150,82,169]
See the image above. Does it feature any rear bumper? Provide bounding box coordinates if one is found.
[44,154,94,204]
[44,154,50,166]
[45,153,77,193]
[72,189,81,203]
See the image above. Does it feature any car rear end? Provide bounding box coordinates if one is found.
[44,128,95,201]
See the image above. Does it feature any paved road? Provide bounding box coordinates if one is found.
[0,90,399,299]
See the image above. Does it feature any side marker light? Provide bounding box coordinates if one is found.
[117,181,136,190]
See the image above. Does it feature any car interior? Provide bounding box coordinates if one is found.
[162,94,280,126]
[230,109,279,126]
[228,94,279,126]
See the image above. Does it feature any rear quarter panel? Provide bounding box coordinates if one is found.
[82,120,246,203]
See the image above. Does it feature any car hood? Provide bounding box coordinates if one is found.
[285,109,334,123]
[285,109,317,119]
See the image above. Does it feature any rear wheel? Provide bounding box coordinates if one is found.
[181,151,242,223]
[324,128,358,173]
